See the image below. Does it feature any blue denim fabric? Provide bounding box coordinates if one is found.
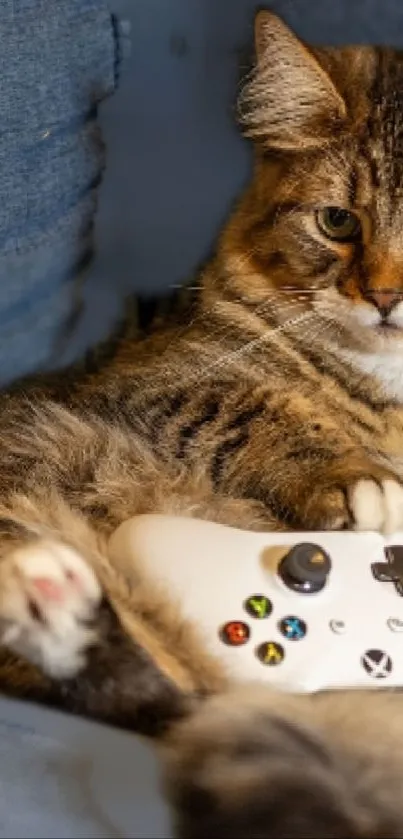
[0,0,120,385]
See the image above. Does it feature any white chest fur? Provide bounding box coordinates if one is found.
[339,348,403,402]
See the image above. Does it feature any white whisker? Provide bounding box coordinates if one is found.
[190,310,317,384]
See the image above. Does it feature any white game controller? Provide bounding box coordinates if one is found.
[108,515,403,694]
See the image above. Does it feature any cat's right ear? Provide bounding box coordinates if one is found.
[239,11,347,151]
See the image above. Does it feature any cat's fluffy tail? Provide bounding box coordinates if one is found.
[163,685,403,838]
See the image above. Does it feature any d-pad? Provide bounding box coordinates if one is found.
[372,546,403,596]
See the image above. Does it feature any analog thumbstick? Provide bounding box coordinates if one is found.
[278,543,331,593]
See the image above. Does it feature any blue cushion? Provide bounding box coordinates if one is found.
[0,0,121,385]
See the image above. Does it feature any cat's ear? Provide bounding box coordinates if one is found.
[240,11,347,150]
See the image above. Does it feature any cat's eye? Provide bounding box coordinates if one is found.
[316,207,361,242]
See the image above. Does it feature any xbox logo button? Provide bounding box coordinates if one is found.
[361,649,392,679]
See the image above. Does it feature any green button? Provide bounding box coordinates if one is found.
[244,594,272,620]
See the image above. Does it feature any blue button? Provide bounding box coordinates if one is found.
[279,616,307,640]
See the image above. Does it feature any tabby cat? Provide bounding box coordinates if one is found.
[0,9,403,836]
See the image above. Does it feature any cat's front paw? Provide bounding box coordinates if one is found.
[305,472,403,534]
[349,478,403,534]
[0,540,102,678]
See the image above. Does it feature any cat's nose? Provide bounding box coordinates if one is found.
[364,289,401,319]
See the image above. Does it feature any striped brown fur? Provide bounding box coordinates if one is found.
[165,686,403,838]
[1,9,403,834]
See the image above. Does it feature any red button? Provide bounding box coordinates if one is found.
[220,621,250,646]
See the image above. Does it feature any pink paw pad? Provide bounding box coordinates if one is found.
[31,577,66,602]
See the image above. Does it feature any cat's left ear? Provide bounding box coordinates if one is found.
[240,11,347,151]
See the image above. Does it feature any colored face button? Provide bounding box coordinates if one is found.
[220,621,250,647]
[244,595,272,620]
[256,641,285,666]
[279,616,307,640]
[361,649,392,679]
